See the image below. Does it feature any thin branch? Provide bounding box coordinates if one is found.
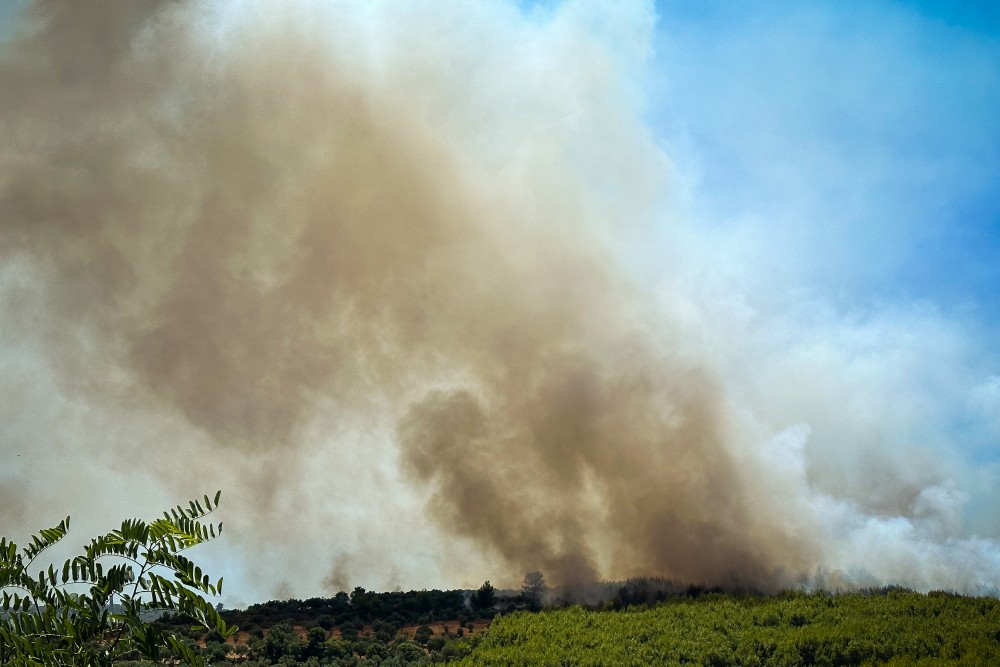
[106,546,153,657]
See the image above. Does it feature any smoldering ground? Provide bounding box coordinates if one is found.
[1,1,997,601]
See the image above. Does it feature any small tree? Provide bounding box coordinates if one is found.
[303,625,328,660]
[261,620,301,662]
[521,571,546,608]
[0,491,235,666]
[413,624,433,645]
[472,580,496,616]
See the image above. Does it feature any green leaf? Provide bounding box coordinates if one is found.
[0,492,229,667]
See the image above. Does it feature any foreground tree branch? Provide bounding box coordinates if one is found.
[0,491,235,666]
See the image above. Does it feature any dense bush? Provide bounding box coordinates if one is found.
[458,590,1000,666]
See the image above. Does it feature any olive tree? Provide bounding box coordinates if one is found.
[0,491,235,666]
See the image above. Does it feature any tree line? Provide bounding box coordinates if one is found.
[159,572,545,636]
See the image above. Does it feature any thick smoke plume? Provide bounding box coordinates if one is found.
[1,1,997,600]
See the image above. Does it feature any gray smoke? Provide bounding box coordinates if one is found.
[1,1,996,600]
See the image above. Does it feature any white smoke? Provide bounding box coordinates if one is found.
[0,1,997,604]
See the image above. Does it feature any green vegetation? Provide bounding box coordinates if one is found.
[216,587,476,630]
[471,581,496,616]
[153,583,498,666]
[7,493,998,667]
[148,584,1000,666]
[0,492,234,666]
[459,589,1000,666]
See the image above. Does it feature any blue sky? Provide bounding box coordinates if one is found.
[640,1,1000,532]
[646,0,1000,322]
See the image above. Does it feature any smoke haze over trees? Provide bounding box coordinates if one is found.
[1,1,998,603]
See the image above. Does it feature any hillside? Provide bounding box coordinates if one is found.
[459,589,1000,666]
[149,586,1000,666]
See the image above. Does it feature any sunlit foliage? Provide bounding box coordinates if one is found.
[0,492,234,666]
[460,589,1000,666]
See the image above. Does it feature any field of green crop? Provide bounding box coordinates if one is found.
[458,590,1000,666]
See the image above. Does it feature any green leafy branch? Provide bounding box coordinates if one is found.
[0,491,236,667]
